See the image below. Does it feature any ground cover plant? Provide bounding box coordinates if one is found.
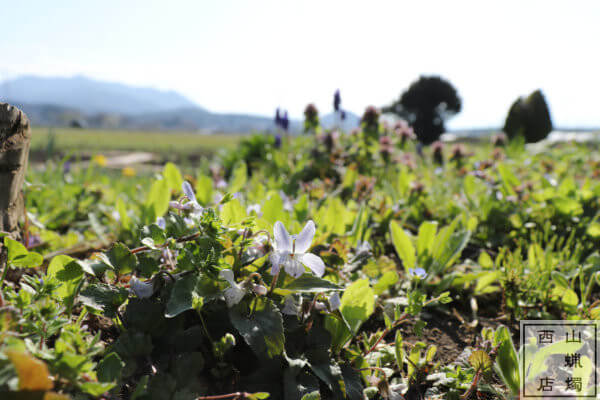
[2,116,600,399]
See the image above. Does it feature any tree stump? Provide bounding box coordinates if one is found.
[0,103,31,241]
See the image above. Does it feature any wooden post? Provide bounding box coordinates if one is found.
[0,103,31,241]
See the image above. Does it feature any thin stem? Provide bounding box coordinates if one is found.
[363,312,409,357]
[268,268,281,294]
[131,231,201,254]
[196,392,250,400]
[198,312,213,343]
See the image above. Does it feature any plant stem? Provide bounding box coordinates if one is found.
[131,231,201,254]
[268,268,281,294]
[196,392,250,400]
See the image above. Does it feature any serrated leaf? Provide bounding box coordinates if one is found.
[103,243,137,275]
[97,352,124,383]
[4,237,42,268]
[79,283,129,318]
[469,350,492,372]
[46,255,84,304]
[165,273,204,318]
[229,298,284,359]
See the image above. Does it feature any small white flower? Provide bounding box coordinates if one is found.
[130,276,155,299]
[279,191,296,211]
[219,269,246,307]
[156,217,166,230]
[170,181,203,217]
[270,220,326,278]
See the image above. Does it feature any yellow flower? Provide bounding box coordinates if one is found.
[92,154,107,167]
[122,167,136,177]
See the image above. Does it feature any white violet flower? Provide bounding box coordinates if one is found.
[170,181,203,216]
[219,269,246,307]
[130,276,155,299]
[270,220,325,278]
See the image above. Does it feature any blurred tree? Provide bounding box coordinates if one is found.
[383,76,461,144]
[504,89,552,143]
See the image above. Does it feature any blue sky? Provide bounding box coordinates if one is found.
[1,0,599,128]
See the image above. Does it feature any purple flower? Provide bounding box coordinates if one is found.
[274,134,282,148]
[333,89,341,112]
[281,111,290,132]
[275,108,282,128]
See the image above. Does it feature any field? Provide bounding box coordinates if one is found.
[2,125,600,399]
[30,126,243,158]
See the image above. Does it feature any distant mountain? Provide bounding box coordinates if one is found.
[0,75,362,134]
[0,75,198,114]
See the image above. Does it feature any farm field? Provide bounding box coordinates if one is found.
[30,126,243,159]
[3,125,600,400]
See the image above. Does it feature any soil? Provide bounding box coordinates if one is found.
[397,308,518,365]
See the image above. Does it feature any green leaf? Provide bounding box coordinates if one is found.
[262,192,287,225]
[97,352,124,383]
[229,161,248,193]
[165,273,204,318]
[390,220,415,272]
[474,271,501,294]
[163,162,184,193]
[587,222,600,238]
[146,178,170,219]
[102,243,137,275]
[340,279,375,335]
[373,270,399,295]
[416,221,437,256]
[284,275,342,292]
[195,175,214,206]
[469,350,492,372]
[79,283,129,318]
[394,331,404,372]
[79,381,116,396]
[220,198,246,225]
[229,298,284,359]
[493,325,520,395]
[116,197,131,230]
[4,237,43,268]
[553,197,583,216]
[46,255,84,303]
[497,163,521,195]
[478,251,494,269]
